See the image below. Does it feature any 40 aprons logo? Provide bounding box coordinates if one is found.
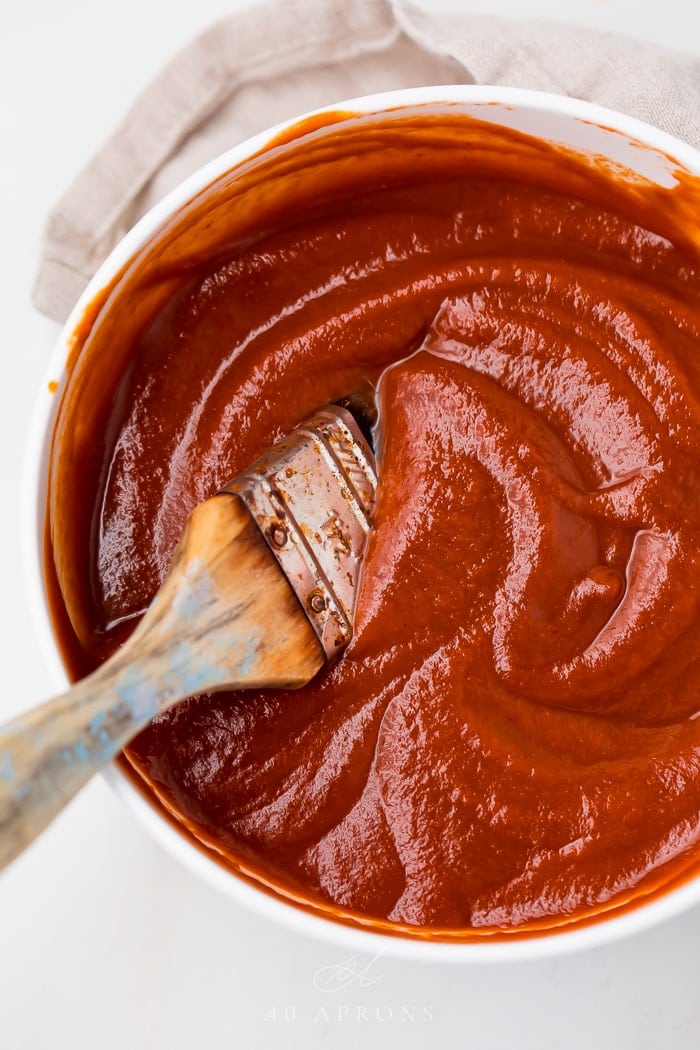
[266,952,434,1025]
[312,952,384,992]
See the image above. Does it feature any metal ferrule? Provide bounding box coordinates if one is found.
[223,406,377,661]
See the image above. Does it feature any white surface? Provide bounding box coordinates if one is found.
[2,1,700,1047]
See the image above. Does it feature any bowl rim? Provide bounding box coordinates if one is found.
[22,83,700,963]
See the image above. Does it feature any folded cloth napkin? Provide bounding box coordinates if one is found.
[34,0,700,323]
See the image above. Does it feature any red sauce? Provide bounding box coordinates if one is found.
[46,111,700,938]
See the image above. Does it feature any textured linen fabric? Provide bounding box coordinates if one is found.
[33,0,700,322]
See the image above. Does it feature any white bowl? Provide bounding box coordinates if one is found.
[23,85,700,962]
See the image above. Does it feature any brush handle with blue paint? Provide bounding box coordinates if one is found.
[0,493,325,871]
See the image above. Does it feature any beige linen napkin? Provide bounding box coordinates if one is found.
[34,0,700,323]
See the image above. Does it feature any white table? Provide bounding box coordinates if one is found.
[2,1,699,1047]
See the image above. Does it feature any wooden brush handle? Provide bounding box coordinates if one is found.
[0,494,323,871]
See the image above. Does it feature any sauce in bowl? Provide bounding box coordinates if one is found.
[45,109,700,939]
